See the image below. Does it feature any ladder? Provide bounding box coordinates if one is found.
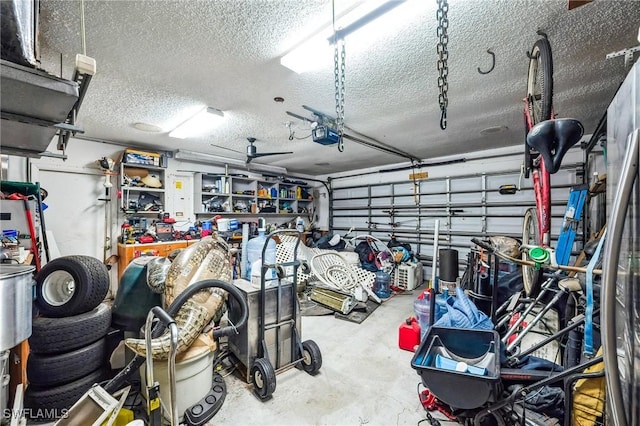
[555,184,589,266]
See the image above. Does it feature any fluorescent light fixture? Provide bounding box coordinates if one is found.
[246,163,289,175]
[175,149,245,166]
[174,149,288,175]
[280,0,407,74]
[168,107,224,139]
[328,0,405,42]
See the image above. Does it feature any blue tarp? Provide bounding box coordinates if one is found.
[434,286,494,330]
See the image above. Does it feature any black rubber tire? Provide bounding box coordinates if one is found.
[29,303,111,354]
[27,338,107,387]
[522,208,543,297]
[300,339,322,375]
[35,255,110,318]
[251,357,276,400]
[526,37,553,126]
[24,368,106,420]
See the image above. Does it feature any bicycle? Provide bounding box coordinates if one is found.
[457,238,607,425]
[521,32,584,296]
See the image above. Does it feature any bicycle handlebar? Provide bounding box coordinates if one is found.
[471,238,601,275]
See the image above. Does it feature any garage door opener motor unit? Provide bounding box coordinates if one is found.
[312,125,340,145]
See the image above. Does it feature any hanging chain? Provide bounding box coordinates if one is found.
[332,0,346,152]
[436,0,449,130]
[335,42,346,152]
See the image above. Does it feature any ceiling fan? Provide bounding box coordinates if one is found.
[212,137,292,164]
[245,137,292,163]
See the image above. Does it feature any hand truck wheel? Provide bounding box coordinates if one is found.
[251,357,276,400]
[299,340,322,375]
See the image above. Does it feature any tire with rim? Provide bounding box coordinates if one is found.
[300,339,322,375]
[24,368,106,420]
[35,255,110,318]
[251,357,276,400]
[526,36,553,126]
[29,303,111,354]
[522,208,543,297]
[27,338,107,387]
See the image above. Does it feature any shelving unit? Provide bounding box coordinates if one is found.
[195,173,314,216]
[119,163,166,215]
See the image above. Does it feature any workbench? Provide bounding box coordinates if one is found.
[116,240,199,280]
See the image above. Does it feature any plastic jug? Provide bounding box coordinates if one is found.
[245,218,277,283]
[413,297,432,340]
[414,290,449,340]
[374,270,391,299]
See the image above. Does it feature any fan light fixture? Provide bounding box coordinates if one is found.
[168,107,224,139]
[174,149,288,175]
[280,0,407,74]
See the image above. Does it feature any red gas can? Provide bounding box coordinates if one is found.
[398,317,421,352]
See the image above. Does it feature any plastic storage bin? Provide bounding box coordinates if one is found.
[411,326,501,410]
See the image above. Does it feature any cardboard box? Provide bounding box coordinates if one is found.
[123,149,162,167]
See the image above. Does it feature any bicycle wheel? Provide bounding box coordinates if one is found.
[526,37,553,125]
[522,208,543,296]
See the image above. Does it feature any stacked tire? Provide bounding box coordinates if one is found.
[25,256,111,421]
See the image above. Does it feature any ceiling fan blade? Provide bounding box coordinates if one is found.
[250,151,293,158]
[211,144,244,155]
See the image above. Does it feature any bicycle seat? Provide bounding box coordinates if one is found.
[526,118,584,174]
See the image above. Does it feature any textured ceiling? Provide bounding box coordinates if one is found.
[37,0,640,175]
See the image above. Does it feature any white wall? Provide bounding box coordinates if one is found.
[6,138,124,293]
[5,137,330,291]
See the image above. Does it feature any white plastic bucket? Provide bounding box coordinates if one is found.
[141,349,214,421]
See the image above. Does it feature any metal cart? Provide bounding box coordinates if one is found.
[228,230,321,400]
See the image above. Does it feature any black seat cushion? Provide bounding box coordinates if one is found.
[526,118,584,174]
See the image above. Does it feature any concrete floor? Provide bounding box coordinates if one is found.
[21,291,460,426]
[211,293,458,426]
